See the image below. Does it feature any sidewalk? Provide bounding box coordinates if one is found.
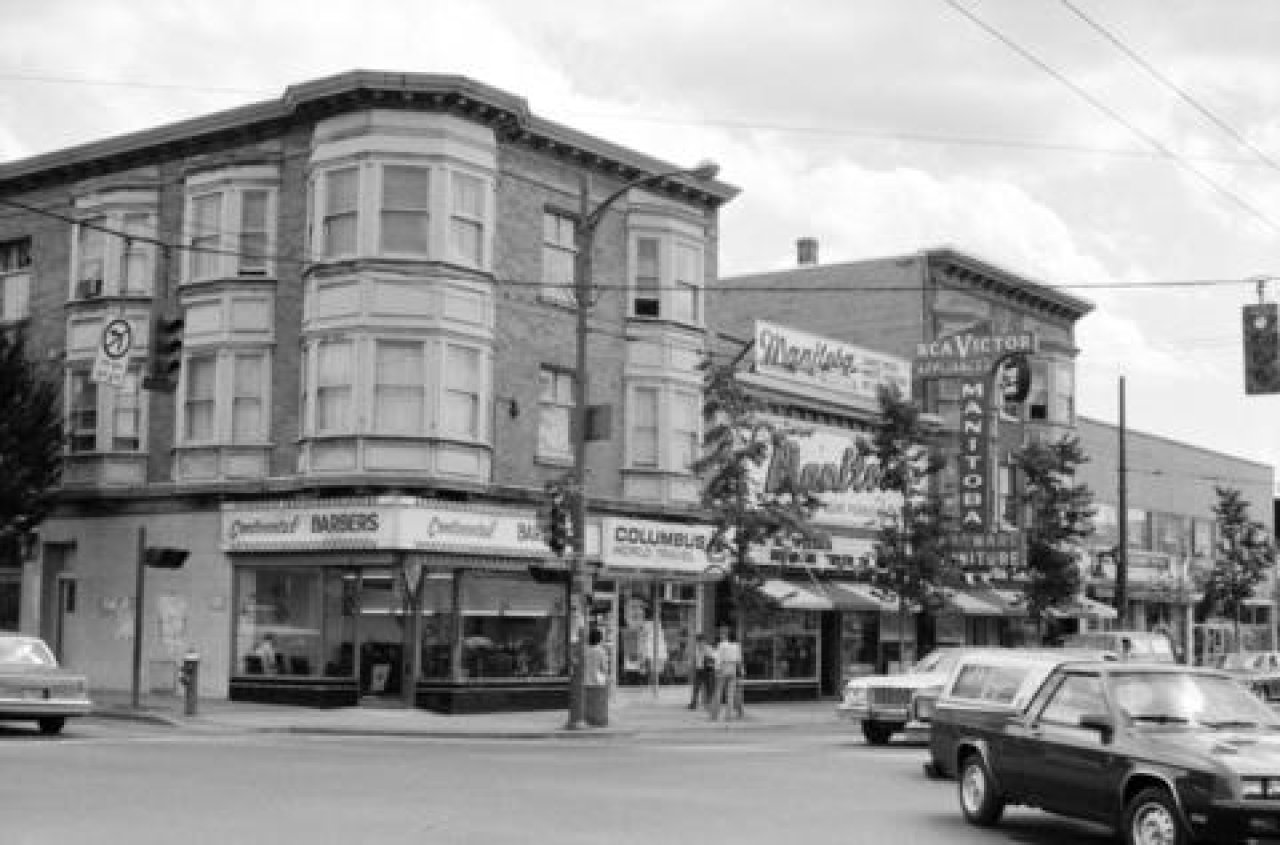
[89,686,843,740]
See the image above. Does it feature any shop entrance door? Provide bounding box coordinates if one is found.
[355,568,409,701]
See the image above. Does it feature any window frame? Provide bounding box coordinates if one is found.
[177,348,272,447]
[537,366,575,463]
[627,229,707,327]
[183,174,280,283]
[540,210,578,306]
[70,192,159,299]
[0,238,31,322]
[66,365,147,454]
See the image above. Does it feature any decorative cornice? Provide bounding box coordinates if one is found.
[0,70,739,207]
[925,247,1094,322]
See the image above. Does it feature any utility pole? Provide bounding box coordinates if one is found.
[1116,376,1128,628]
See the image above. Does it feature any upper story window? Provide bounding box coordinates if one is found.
[1027,357,1075,425]
[538,367,574,462]
[627,211,707,327]
[311,160,492,270]
[71,190,159,300]
[541,211,577,306]
[67,367,143,453]
[378,165,430,256]
[179,348,270,445]
[301,335,491,442]
[183,166,280,283]
[0,238,31,322]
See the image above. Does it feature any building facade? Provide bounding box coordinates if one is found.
[1075,416,1276,661]
[712,242,1095,683]
[0,71,738,712]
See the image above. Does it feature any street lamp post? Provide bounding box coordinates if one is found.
[564,159,719,730]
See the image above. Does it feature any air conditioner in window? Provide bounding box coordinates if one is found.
[76,278,103,299]
[633,297,660,318]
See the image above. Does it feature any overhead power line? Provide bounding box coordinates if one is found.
[943,0,1280,238]
[1057,0,1280,177]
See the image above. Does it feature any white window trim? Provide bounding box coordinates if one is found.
[625,381,702,472]
[536,366,575,463]
[0,260,30,322]
[310,160,493,271]
[627,228,706,327]
[182,169,280,283]
[66,366,148,454]
[175,347,273,447]
[69,194,159,300]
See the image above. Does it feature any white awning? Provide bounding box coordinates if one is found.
[756,579,834,611]
[1048,596,1118,620]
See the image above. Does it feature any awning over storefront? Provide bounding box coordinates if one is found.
[756,579,835,611]
[826,582,903,613]
[1048,596,1119,620]
[944,590,1009,616]
[966,587,1029,618]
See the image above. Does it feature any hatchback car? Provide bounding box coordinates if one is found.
[0,633,92,734]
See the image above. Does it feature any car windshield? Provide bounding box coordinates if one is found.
[913,650,959,675]
[1111,672,1278,728]
[0,638,56,666]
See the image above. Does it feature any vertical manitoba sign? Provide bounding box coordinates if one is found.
[913,326,1037,535]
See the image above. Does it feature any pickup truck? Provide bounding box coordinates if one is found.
[930,660,1280,845]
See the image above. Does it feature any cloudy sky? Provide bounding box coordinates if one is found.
[6,0,1280,481]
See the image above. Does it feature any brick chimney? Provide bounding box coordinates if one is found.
[797,237,818,266]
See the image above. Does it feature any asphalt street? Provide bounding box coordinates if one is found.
[2,717,1116,845]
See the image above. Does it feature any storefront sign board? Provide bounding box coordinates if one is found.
[957,377,989,532]
[601,518,726,575]
[753,423,904,530]
[754,321,911,402]
[912,330,1036,379]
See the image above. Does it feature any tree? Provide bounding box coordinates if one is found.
[1011,435,1095,633]
[692,357,824,639]
[856,383,951,667]
[1199,486,1274,650]
[0,330,63,565]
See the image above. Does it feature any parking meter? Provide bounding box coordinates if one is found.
[179,650,200,716]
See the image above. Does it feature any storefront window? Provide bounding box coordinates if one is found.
[460,573,566,679]
[744,610,819,681]
[616,583,698,686]
[235,568,325,677]
[841,612,878,679]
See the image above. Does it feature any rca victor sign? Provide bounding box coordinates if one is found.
[912,330,1036,379]
[754,321,911,403]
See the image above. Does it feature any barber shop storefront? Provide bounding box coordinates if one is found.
[223,498,573,713]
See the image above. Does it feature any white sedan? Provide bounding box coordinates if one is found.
[0,633,92,734]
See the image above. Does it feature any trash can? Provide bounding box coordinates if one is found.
[584,684,609,727]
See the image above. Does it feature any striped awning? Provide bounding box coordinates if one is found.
[945,590,1009,616]
[1048,596,1119,620]
[826,582,904,613]
[756,579,835,611]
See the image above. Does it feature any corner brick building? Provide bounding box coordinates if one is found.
[0,71,738,712]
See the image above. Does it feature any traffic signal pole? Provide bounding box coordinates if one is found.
[131,525,146,709]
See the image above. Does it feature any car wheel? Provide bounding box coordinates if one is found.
[958,753,1004,827]
[37,717,65,735]
[861,720,894,745]
[1122,786,1186,845]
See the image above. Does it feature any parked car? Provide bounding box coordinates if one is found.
[837,647,1004,745]
[1062,630,1177,663]
[919,647,1111,778]
[0,633,92,735]
[1213,651,1280,701]
[932,659,1280,844]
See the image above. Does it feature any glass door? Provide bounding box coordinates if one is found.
[356,568,408,699]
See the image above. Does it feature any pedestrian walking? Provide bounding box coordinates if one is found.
[688,633,715,710]
[709,625,744,721]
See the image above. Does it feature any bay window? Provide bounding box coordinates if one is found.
[67,367,143,453]
[182,168,278,282]
[322,167,360,258]
[76,220,106,297]
[672,390,700,470]
[178,349,270,445]
[374,341,426,435]
[450,171,485,266]
[316,340,354,434]
[628,227,706,327]
[442,345,482,438]
[379,165,430,255]
[311,160,493,269]
[631,386,660,467]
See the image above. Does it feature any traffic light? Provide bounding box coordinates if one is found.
[145,312,185,391]
[144,547,189,569]
[540,479,573,557]
[1243,303,1280,395]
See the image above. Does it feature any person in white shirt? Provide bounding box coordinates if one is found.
[709,625,745,721]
